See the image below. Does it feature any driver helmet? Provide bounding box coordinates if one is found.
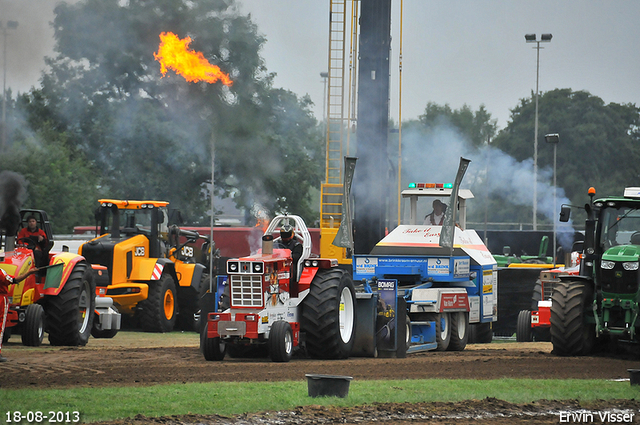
[280,223,294,241]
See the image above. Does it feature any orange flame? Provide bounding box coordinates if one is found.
[154,32,233,86]
[255,217,270,232]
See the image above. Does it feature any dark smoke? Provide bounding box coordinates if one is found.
[0,171,28,235]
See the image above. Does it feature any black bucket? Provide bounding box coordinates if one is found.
[628,369,640,385]
[305,374,353,398]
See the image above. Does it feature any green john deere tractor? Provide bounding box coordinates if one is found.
[550,186,640,355]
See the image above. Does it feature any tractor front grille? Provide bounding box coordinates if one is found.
[600,264,639,294]
[230,274,263,307]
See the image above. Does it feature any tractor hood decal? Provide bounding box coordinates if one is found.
[371,225,496,266]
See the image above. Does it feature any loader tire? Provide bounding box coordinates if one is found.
[22,303,44,346]
[269,320,293,362]
[427,312,451,351]
[448,312,468,351]
[550,280,596,356]
[139,274,177,333]
[200,322,225,361]
[301,268,356,359]
[47,262,95,346]
[516,310,532,342]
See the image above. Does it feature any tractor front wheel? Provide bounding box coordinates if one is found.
[550,280,596,356]
[200,323,225,361]
[47,262,95,346]
[301,268,356,359]
[139,274,177,333]
[22,303,45,346]
[269,320,293,362]
[516,310,533,342]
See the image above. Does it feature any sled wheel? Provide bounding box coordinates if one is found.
[448,312,469,351]
[301,268,356,359]
[269,320,293,362]
[426,312,451,351]
[139,274,177,332]
[47,262,95,346]
[22,303,44,346]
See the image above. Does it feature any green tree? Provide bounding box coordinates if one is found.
[0,122,100,233]
[418,102,498,147]
[24,0,323,225]
[493,89,640,210]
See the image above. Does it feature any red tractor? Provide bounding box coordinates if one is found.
[516,251,581,342]
[2,209,119,346]
[201,215,357,362]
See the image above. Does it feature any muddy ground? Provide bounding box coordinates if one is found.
[2,332,639,424]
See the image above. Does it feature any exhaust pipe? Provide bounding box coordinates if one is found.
[262,234,273,255]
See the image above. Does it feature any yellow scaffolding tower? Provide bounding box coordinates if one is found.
[320,0,358,263]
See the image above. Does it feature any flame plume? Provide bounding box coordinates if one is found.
[154,32,233,86]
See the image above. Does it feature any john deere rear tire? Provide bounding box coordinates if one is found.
[550,280,596,356]
[516,310,532,342]
[22,303,44,346]
[139,274,177,333]
[47,262,95,346]
[448,312,468,351]
[301,268,356,359]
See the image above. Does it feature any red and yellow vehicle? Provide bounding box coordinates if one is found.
[516,251,582,342]
[2,209,119,346]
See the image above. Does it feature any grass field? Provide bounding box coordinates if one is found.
[2,378,637,423]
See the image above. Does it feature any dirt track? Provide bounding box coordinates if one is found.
[1,332,639,424]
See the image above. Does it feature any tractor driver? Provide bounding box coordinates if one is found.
[17,215,48,267]
[276,224,301,251]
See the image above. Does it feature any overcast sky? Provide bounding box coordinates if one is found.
[4,0,640,130]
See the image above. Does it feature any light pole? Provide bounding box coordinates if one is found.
[1,20,18,151]
[545,133,559,267]
[525,33,552,230]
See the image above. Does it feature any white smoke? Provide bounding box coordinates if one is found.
[399,123,575,249]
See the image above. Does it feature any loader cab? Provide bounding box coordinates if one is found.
[400,183,473,229]
[94,200,169,258]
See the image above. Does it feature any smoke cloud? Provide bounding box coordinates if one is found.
[0,171,28,235]
[398,123,575,249]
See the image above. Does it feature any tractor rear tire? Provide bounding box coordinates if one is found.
[269,320,293,362]
[550,280,596,356]
[47,262,96,346]
[139,274,177,333]
[448,312,468,351]
[516,310,532,342]
[200,323,225,361]
[551,281,596,356]
[22,303,44,346]
[426,312,451,351]
[531,280,542,310]
[301,268,356,359]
